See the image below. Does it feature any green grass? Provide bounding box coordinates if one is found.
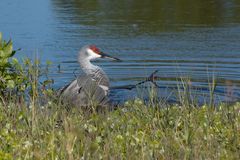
[0,98,239,159]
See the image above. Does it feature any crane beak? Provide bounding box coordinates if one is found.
[100,52,121,61]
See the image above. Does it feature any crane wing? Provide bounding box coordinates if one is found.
[59,75,109,107]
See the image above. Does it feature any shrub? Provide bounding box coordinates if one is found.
[0,32,29,101]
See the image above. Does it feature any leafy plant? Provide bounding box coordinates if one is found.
[0,32,29,100]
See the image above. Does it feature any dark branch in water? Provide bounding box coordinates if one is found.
[111,70,160,90]
[110,70,240,100]
[57,64,61,73]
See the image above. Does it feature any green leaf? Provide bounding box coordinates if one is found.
[7,80,15,89]
[43,79,54,86]
[0,58,9,66]
[9,50,16,57]
[5,74,12,80]
[12,58,19,65]
[0,50,4,58]
[19,84,26,91]
[2,40,13,58]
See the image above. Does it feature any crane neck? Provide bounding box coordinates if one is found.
[79,58,100,75]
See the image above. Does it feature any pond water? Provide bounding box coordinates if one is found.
[1,0,240,104]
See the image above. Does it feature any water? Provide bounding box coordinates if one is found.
[1,0,240,103]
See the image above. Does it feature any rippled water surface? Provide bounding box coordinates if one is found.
[1,0,240,103]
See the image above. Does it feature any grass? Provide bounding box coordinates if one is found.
[0,96,239,159]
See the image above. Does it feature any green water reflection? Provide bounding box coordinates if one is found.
[53,0,240,33]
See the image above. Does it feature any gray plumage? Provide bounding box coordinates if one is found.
[59,45,120,107]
